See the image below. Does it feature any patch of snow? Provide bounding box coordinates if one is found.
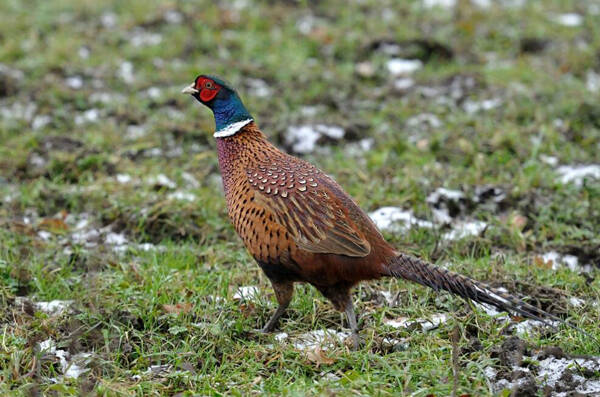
[368,207,433,233]
[274,332,288,342]
[0,101,36,121]
[38,230,52,241]
[233,286,260,301]
[356,62,375,77]
[552,13,583,27]
[394,77,415,90]
[512,319,560,336]
[167,191,196,202]
[78,46,90,59]
[586,70,600,93]
[541,251,592,273]
[34,300,73,316]
[406,113,442,129]
[291,329,350,351]
[149,174,176,189]
[380,291,398,306]
[74,109,100,125]
[118,61,135,84]
[426,187,464,203]
[144,364,173,377]
[463,98,501,114]
[384,313,449,331]
[568,297,585,307]
[128,28,162,47]
[556,164,600,186]
[116,174,132,184]
[284,124,345,154]
[32,115,51,130]
[90,92,126,104]
[100,12,117,28]
[489,355,600,394]
[145,87,162,99]
[423,0,456,8]
[126,124,147,139]
[246,78,271,98]
[164,10,183,24]
[443,220,487,240]
[180,172,200,189]
[386,59,422,76]
[540,154,559,166]
[471,0,491,8]
[65,76,83,90]
[105,232,127,245]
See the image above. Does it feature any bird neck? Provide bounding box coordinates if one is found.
[215,122,270,185]
[210,95,253,136]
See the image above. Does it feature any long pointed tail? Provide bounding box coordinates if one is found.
[388,253,593,340]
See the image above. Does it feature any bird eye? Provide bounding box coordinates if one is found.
[205,81,214,89]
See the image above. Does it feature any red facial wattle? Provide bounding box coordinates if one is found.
[195,77,220,102]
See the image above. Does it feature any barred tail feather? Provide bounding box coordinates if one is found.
[388,253,595,341]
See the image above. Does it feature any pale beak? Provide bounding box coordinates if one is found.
[181,83,199,95]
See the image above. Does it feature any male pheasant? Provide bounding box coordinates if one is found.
[182,75,581,349]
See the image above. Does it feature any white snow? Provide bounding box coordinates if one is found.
[423,0,455,8]
[284,124,345,154]
[128,29,162,47]
[552,13,583,27]
[394,77,415,90]
[118,61,135,84]
[386,59,423,76]
[65,76,83,89]
[100,12,117,28]
[167,191,196,202]
[540,155,558,166]
[487,354,600,394]
[426,187,465,203]
[406,113,442,129]
[74,109,100,125]
[37,338,92,380]
[105,232,127,245]
[291,329,350,351]
[233,286,260,301]
[384,313,449,331]
[246,78,272,98]
[540,251,593,273]
[32,115,51,130]
[556,164,600,186]
[443,220,487,240]
[148,174,176,189]
[463,98,502,114]
[164,10,183,24]
[368,207,433,232]
[116,174,132,184]
[586,70,600,92]
[34,300,73,315]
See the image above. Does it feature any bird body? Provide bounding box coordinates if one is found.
[182,75,585,348]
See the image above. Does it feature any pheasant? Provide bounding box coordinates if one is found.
[182,75,585,349]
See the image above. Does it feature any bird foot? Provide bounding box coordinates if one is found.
[346,332,360,351]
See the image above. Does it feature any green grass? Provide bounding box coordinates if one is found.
[1,0,600,395]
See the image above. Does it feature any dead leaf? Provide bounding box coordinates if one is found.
[38,217,68,232]
[534,256,552,269]
[306,347,335,367]
[162,302,193,314]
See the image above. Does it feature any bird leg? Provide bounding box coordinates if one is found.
[261,280,294,333]
[344,299,360,350]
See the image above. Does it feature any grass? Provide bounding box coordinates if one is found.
[1,0,599,395]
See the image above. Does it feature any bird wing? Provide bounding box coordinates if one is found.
[246,159,371,258]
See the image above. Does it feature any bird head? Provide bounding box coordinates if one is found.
[182,75,252,133]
